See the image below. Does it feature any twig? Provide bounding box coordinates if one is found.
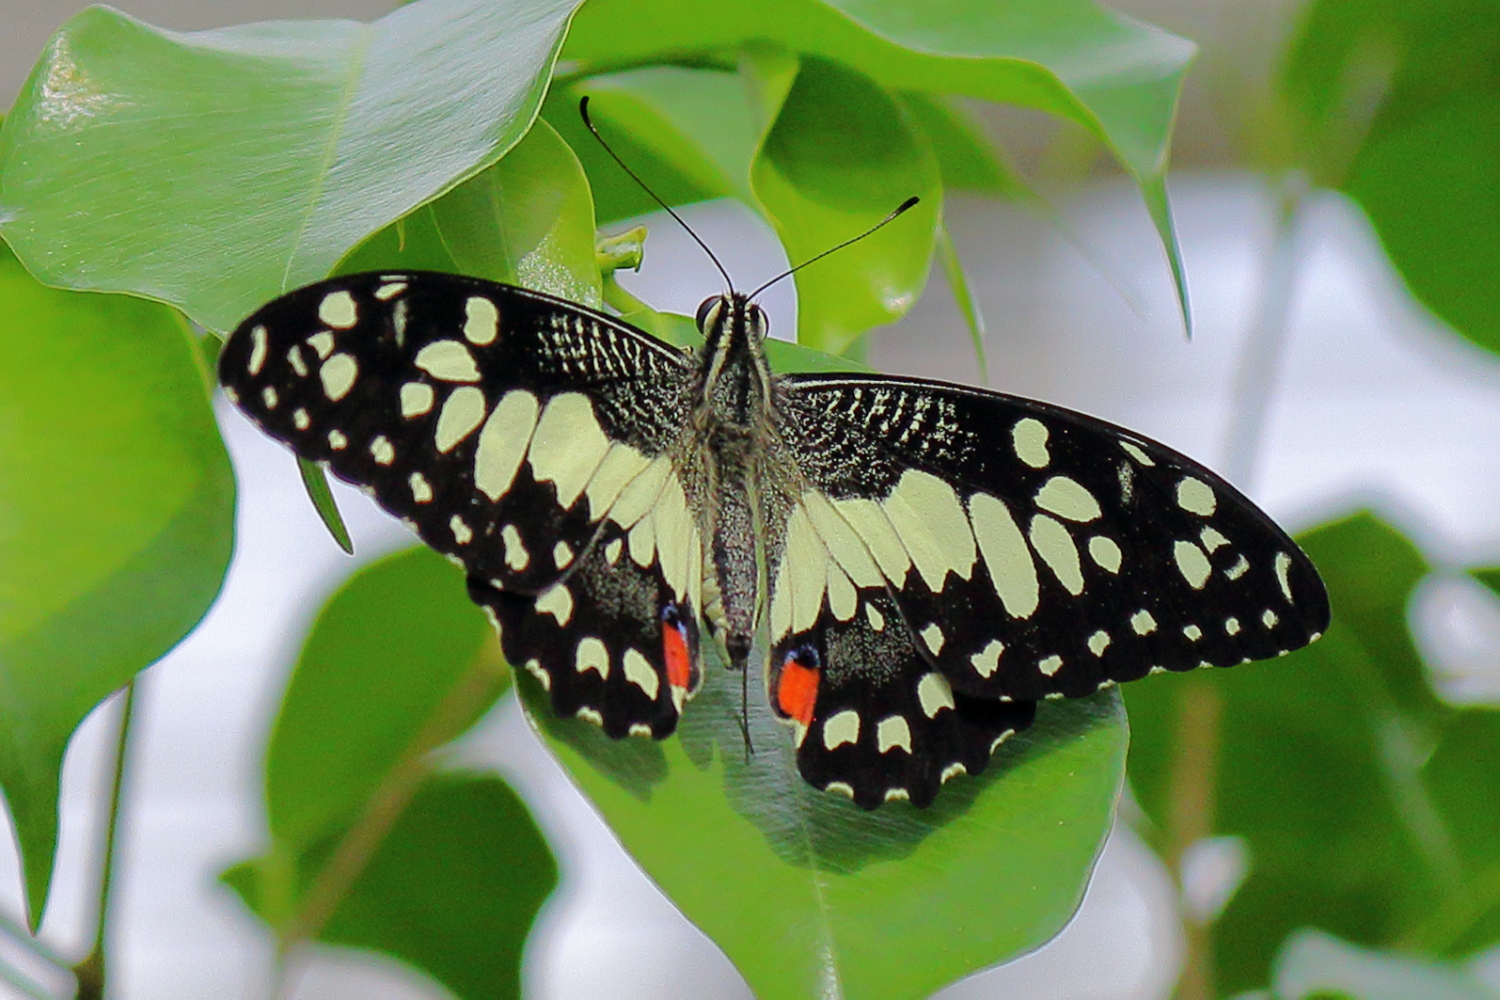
[74,682,138,1000]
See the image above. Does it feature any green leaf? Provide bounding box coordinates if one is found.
[1125,513,1473,994]
[0,0,582,333]
[297,458,354,555]
[562,0,1196,325]
[265,547,507,851]
[520,669,1123,1000]
[339,116,602,309]
[1283,0,1500,354]
[227,773,557,1000]
[0,242,234,928]
[1273,928,1498,1000]
[900,91,1026,199]
[750,57,942,353]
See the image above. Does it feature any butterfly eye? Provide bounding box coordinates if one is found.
[695,296,720,332]
[748,304,768,338]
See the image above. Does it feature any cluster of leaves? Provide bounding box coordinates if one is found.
[0,0,1196,997]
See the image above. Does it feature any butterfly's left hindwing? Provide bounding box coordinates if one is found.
[766,373,1329,806]
[219,272,706,737]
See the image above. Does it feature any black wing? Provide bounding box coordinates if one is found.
[765,372,1328,808]
[219,271,706,734]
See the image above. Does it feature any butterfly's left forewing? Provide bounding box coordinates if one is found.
[768,372,1329,807]
[219,272,705,736]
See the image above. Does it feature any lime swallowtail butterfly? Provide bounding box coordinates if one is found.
[218,254,1329,808]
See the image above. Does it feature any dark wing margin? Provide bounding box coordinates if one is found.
[764,372,1327,806]
[218,271,705,737]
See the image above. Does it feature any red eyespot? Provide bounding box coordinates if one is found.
[661,606,693,691]
[776,645,820,726]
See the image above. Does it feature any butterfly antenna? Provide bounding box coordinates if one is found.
[579,96,736,293]
[748,196,920,300]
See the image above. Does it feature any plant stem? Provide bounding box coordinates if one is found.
[277,641,509,952]
[74,682,138,1000]
[1167,677,1223,1000]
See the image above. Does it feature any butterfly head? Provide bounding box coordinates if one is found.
[695,291,774,429]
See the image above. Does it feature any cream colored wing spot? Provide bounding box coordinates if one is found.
[1200,526,1229,552]
[1262,609,1279,628]
[628,511,656,568]
[1176,477,1217,516]
[528,393,611,509]
[917,673,955,718]
[970,639,1004,678]
[1029,514,1084,596]
[802,491,882,588]
[1038,654,1063,677]
[501,524,529,570]
[369,436,395,465]
[829,497,911,584]
[584,444,652,521]
[603,454,670,528]
[1131,609,1157,635]
[434,386,487,453]
[319,353,358,401]
[375,281,407,301]
[463,296,500,345]
[1183,624,1203,641]
[553,541,574,570]
[881,470,976,591]
[623,649,659,700]
[400,382,434,419]
[825,782,856,799]
[286,345,308,377]
[1088,630,1111,656]
[775,505,831,637]
[575,637,609,678]
[409,472,433,503]
[318,290,358,329]
[1174,540,1212,589]
[877,716,912,754]
[524,659,550,691]
[1035,476,1102,522]
[1225,617,1242,636]
[247,325,268,375]
[884,787,911,802]
[306,332,335,359]
[1274,552,1294,601]
[826,563,858,621]
[605,538,623,565]
[968,492,1039,619]
[473,389,540,502]
[449,515,473,546]
[920,623,945,656]
[1226,555,1250,580]
[327,429,347,450]
[414,340,481,382]
[1012,418,1050,468]
[940,763,967,783]
[293,408,310,430]
[1119,441,1155,466]
[576,707,604,725]
[651,475,697,602]
[822,710,861,750]
[1088,535,1122,574]
[865,603,885,631]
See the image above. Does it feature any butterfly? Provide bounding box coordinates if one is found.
[218,262,1329,809]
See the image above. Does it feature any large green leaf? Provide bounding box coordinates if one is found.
[0,243,234,928]
[0,0,583,333]
[520,673,1124,1000]
[1283,0,1500,355]
[1125,513,1500,994]
[225,549,543,998]
[227,773,556,1000]
[264,547,507,853]
[561,0,1196,323]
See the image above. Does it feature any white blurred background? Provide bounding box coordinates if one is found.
[6,1,1500,997]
